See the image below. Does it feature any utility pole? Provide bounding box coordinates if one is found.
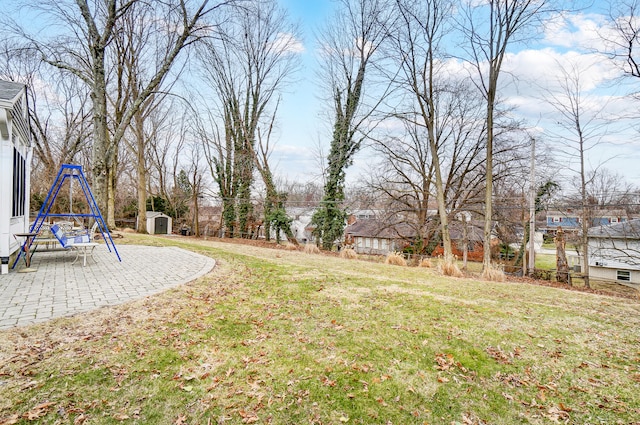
[528,138,536,276]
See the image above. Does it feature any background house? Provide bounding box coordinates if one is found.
[287,207,316,244]
[0,81,31,275]
[431,221,485,261]
[545,209,629,232]
[588,219,640,285]
[344,218,416,255]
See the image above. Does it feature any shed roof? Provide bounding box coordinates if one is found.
[146,211,171,219]
[588,219,640,239]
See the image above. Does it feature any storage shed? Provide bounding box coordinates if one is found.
[145,211,172,235]
[0,80,31,274]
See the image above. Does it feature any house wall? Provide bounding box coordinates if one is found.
[353,236,393,255]
[546,216,580,228]
[589,266,640,284]
[588,238,640,284]
[0,87,31,274]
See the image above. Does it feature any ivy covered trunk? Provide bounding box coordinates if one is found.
[555,227,570,284]
[313,62,366,250]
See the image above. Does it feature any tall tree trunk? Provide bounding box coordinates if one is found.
[580,136,590,288]
[106,147,117,229]
[483,88,495,272]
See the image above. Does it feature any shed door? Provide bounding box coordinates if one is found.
[155,216,168,234]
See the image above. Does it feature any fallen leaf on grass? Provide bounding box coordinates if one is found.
[486,346,511,364]
[23,402,56,420]
[238,410,259,423]
[320,376,336,387]
[545,405,570,422]
[0,414,20,425]
[435,353,455,371]
[112,413,129,421]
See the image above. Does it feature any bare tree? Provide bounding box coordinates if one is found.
[606,0,640,80]
[459,0,553,274]
[5,0,235,227]
[0,41,91,188]
[197,0,300,240]
[109,1,185,233]
[385,0,464,266]
[312,0,393,250]
[543,59,617,288]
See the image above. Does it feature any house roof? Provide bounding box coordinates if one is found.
[547,209,628,218]
[447,221,484,242]
[0,80,25,103]
[588,219,640,239]
[345,219,416,239]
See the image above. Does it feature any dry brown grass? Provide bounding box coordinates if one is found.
[284,242,298,251]
[438,260,464,277]
[419,258,433,268]
[482,263,506,282]
[304,243,320,254]
[385,252,407,266]
[339,248,358,260]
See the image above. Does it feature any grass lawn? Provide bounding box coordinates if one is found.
[1,234,639,424]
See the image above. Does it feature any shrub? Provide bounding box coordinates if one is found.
[385,252,407,266]
[340,248,357,260]
[304,243,320,254]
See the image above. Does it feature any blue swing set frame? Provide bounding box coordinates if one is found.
[12,164,121,268]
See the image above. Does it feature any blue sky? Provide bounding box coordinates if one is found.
[267,0,336,185]
[5,0,639,190]
[267,1,640,190]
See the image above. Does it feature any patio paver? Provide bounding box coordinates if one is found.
[0,244,215,329]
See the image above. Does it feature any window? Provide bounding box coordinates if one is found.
[12,147,26,217]
[617,270,631,281]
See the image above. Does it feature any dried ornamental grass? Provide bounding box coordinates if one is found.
[482,263,506,282]
[339,248,357,259]
[304,243,320,254]
[385,252,407,266]
[284,242,298,251]
[419,258,433,268]
[439,260,464,277]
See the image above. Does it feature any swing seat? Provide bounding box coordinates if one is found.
[50,224,91,248]
[50,224,100,266]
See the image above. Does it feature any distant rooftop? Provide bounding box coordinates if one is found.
[588,219,640,239]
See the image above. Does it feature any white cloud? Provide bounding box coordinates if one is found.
[271,32,305,54]
[543,12,606,50]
